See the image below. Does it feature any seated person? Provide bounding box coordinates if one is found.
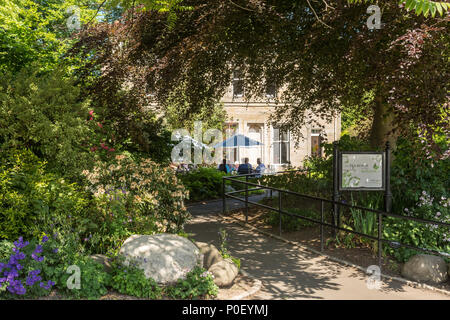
[254,158,266,177]
[237,158,253,175]
[218,159,231,173]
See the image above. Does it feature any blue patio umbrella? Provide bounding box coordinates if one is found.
[213,134,263,148]
[213,134,263,164]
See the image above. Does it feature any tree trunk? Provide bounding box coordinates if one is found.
[369,95,397,150]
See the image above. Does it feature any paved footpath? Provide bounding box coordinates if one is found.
[185,197,450,300]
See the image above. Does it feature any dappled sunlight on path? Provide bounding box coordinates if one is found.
[185,201,449,300]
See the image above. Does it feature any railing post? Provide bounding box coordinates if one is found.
[222,177,226,215]
[332,141,340,237]
[378,213,383,272]
[321,200,324,252]
[245,175,249,224]
[384,141,392,214]
[279,191,282,237]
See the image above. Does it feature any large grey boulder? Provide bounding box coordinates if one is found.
[208,258,239,287]
[119,234,202,285]
[401,254,448,284]
[195,242,224,269]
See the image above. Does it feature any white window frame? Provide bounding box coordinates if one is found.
[232,70,244,98]
[272,126,290,165]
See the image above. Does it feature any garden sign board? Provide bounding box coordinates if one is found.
[338,152,385,191]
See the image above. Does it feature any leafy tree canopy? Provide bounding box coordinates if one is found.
[0,0,105,74]
[71,0,449,157]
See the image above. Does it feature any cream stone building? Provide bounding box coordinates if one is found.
[219,74,341,171]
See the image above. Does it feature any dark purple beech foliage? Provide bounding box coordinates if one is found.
[69,0,449,157]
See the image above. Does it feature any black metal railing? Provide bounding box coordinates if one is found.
[222,170,450,271]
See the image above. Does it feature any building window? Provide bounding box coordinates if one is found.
[266,81,277,98]
[223,123,239,163]
[273,126,289,164]
[233,70,244,98]
[311,129,322,157]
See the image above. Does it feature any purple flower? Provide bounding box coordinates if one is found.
[9,252,26,265]
[26,270,42,287]
[7,280,26,295]
[5,268,19,281]
[53,248,59,253]
[34,245,43,254]
[29,270,41,276]
[39,280,55,290]
[31,253,44,262]
[42,236,49,243]
[13,237,29,249]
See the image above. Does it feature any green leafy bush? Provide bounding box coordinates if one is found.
[0,68,97,181]
[0,241,13,260]
[383,192,450,262]
[0,149,91,241]
[109,257,162,299]
[166,266,218,300]
[54,254,111,300]
[178,167,227,202]
[390,135,449,215]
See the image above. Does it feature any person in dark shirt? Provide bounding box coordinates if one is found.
[218,159,231,173]
[237,158,252,175]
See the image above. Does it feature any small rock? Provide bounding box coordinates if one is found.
[208,258,239,287]
[195,242,224,269]
[119,234,202,285]
[401,254,448,284]
[90,254,112,273]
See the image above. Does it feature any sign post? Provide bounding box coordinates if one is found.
[332,142,340,235]
[333,141,391,271]
[384,142,392,213]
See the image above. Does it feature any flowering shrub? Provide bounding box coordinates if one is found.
[82,154,190,237]
[384,191,450,262]
[82,188,156,254]
[0,236,59,298]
